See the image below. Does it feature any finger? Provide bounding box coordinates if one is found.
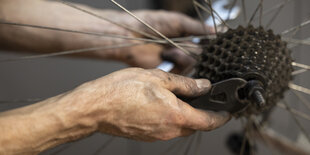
[177,99,231,131]
[152,69,211,97]
[161,48,196,74]
[125,43,163,68]
[133,10,214,37]
[179,14,215,36]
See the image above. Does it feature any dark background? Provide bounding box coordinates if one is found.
[0,0,310,154]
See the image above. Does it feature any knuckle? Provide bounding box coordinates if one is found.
[149,69,170,82]
[182,78,200,94]
[168,111,186,127]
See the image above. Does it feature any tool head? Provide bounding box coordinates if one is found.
[190,78,249,114]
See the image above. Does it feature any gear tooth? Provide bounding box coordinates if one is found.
[268,29,274,35]
[196,25,292,116]
[226,32,234,39]
[233,37,242,44]
[208,46,216,53]
[237,25,244,30]
[216,39,224,45]
[248,25,254,29]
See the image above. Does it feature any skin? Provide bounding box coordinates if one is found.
[0,0,213,72]
[0,0,230,154]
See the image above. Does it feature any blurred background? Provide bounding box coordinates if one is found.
[0,0,310,154]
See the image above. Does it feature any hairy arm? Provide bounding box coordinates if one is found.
[0,0,129,60]
[0,0,212,69]
[0,93,96,155]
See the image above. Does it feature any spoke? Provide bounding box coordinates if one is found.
[205,0,218,35]
[55,0,158,39]
[249,118,277,155]
[281,18,310,35]
[193,132,202,155]
[92,137,114,155]
[50,143,74,155]
[240,120,249,155]
[277,103,310,121]
[259,0,264,26]
[161,138,187,155]
[0,43,144,63]
[196,0,230,28]
[193,1,219,24]
[174,136,193,155]
[283,37,310,47]
[110,0,197,59]
[247,119,257,155]
[292,62,310,70]
[292,69,307,75]
[265,0,288,29]
[291,90,310,112]
[226,0,238,21]
[260,108,274,126]
[289,83,310,95]
[253,0,292,22]
[0,20,199,48]
[258,127,310,155]
[0,20,134,40]
[170,35,216,42]
[242,0,247,24]
[248,1,262,26]
[282,101,310,143]
[193,0,208,35]
[240,131,247,155]
[183,134,195,155]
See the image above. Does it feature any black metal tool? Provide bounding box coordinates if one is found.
[190,78,250,113]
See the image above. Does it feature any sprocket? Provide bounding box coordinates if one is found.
[195,25,293,115]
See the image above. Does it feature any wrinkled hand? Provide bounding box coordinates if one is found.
[68,68,230,141]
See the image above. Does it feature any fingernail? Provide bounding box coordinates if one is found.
[195,79,211,92]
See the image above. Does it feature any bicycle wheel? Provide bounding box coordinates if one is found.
[0,0,310,155]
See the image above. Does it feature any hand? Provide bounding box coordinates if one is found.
[110,10,213,73]
[0,68,230,154]
[66,68,230,141]
[1,1,211,74]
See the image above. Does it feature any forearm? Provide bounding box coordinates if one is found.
[0,92,97,155]
[0,0,127,60]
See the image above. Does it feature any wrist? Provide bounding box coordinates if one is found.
[0,92,98,154]
[28,93,99,152]
[48,92,99,136]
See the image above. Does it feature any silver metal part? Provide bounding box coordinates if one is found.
[156,61,174,72]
